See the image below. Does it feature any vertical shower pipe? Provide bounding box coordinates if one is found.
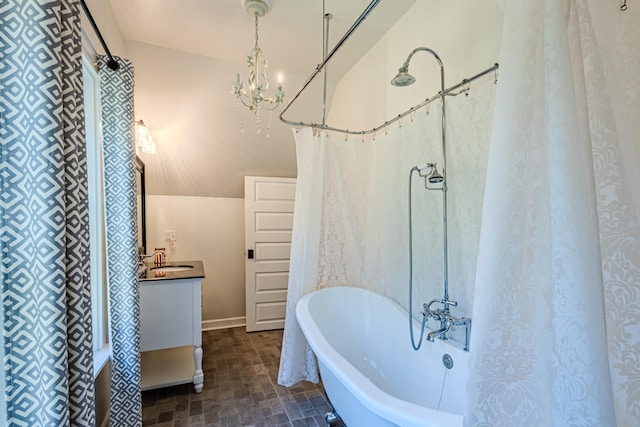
[408,48,450,311]
[434,50,450,311]
[322,10,332,125]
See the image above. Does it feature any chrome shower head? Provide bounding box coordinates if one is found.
[391,65,415,87]
[428,165,444,184]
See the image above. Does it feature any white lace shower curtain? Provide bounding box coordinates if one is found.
[278,2,638,425]
[467,1,640,426]
[278,82,496,386]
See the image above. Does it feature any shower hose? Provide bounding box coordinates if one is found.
[408,167,428,351]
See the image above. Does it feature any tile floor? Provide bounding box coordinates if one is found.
[141,327,334,427]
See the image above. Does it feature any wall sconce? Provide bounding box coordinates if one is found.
[135,120,156,154]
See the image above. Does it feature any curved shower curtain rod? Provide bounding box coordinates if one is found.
[279,0,499,136]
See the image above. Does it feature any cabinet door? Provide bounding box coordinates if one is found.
[140,280,194,351]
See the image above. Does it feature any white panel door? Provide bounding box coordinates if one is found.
[244,176,296,332]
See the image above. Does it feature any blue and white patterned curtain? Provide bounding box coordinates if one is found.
[0,0,95,425]
[97,55,142,426]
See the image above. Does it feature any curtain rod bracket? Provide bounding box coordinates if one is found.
[106,58,120,71]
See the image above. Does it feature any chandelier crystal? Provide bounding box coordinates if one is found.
[232,0,284,137]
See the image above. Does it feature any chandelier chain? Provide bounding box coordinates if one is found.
[255,15,259,50]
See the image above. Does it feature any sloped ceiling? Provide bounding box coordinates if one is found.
[108,0,418,197]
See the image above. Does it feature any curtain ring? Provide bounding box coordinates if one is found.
[494,67,498,84]
[409,110,416,123]
[384,124,390,135]
[425,102,431,116]
[621,0,628,11]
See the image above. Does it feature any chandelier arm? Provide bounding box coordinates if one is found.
[236,95,254,109]
[260,101,283,111]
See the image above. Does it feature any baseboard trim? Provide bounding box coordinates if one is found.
[202,317,246,331]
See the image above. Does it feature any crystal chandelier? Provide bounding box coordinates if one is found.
[232,0,284,137]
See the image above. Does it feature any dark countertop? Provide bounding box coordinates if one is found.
[139,260,205,282]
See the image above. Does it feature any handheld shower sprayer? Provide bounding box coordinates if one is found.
[427,165,444,184]
[414,163,444,186]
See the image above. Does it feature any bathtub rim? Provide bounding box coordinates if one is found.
[296,286,463,427]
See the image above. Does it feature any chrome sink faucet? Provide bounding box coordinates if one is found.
[137,249,154,278]
[138,252,154,266]
[423,298,472,351]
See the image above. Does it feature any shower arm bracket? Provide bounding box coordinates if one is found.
[424,182,444,191]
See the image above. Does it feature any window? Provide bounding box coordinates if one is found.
[82,54,110,376]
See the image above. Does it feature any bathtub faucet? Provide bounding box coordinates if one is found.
[424,300,453,343]
[426,298,457,314]
[423,299,472,351]
[427,326,450,342]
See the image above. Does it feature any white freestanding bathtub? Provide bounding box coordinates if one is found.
[296,286,468,427]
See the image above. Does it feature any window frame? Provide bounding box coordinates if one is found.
[82,53,110,377]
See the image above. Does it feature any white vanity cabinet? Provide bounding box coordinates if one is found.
[139,273,204,393]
